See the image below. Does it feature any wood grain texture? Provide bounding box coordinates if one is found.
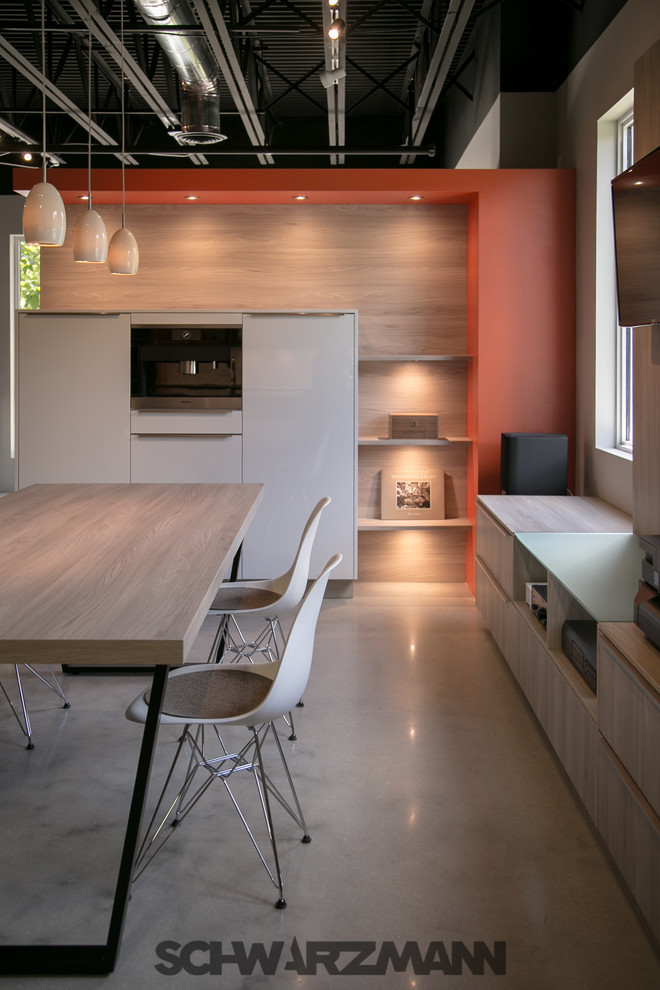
[357,528,465,582]
[599,621,660,696]
[475,558,512,659]
[40,204,467,357]
[0,483,262,666]
[476,503,516,599]
[598,740,660,944]
[633,39,660,162]
[598,632,660,819]
[632,44,660,534]
[359,444,467,520]
[359,360,467,438]
[633,323,660,534]
[477,495,633,536]
[39,202,468,583]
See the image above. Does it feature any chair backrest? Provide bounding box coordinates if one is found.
[270,496,331,609]
[251,552,341,724]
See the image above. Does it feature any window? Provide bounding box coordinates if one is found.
[9,236,41,460]
[595,93,633,460]
[18,239,41,310]
[616,108,634,452]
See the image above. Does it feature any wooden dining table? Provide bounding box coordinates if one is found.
[0,482,263,976]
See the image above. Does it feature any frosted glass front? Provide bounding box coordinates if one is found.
[516,532,642,621]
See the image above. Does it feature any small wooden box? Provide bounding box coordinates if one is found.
[389,413,438,440]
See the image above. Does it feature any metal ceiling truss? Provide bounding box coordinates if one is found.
[0,0,485,169]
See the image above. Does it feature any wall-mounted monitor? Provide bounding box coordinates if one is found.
[500,433,568,496]
[611,143,660,328]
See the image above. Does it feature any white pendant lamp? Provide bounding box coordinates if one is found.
[108,0,139,276]
[22,0,66,247]
[108,225,139,275]
[72,20,107,263]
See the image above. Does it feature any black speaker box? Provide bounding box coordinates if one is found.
[500,433,568,495]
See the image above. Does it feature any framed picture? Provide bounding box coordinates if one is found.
[380,469,445,520]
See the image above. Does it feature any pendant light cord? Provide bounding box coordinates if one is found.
[120,0,126,230]
[41,0,47,183]
[87,19,92,210]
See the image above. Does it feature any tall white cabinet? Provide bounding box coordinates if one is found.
[15,310,357,583]
[241,313,356,582]
[16,313,131,488]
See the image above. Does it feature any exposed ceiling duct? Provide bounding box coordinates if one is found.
[132,0,226,145]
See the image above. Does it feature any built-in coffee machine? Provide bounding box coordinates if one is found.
[131,324,242,410]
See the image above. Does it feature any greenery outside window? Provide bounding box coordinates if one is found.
[19,240,41,310]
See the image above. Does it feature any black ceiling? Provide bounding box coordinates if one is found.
[0,0,629,182]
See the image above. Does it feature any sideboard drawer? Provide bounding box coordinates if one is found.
[598,631,660,818]
[476,504,514,598]
[598,740,660,943]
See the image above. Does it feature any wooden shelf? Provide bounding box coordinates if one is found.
[357,337,472,581]
[358,436,471,446]
[359,517,471,531]
[359,354,472,362]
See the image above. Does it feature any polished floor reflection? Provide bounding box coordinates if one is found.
[1,583,658,989]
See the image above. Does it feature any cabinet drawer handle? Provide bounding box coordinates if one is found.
[132,433,236,439]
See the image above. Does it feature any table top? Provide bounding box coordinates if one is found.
[0,483,263,667]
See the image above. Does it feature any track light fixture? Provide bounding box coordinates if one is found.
[328,17,345,41]
[319,66,346,89]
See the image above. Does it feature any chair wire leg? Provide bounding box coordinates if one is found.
[22,664,70,708]
[269,723,310,842]
[1,674,33,749]
[2,664,70,750]
[251,724,287,909]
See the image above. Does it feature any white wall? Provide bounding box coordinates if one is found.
[556,0,660,512]
[0,196,26,492]
[457,93,558,169]
[456,98,501,168]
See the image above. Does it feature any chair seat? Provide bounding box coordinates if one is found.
[149,667,274,720]
[210,586,281,612]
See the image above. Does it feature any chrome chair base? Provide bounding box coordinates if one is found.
[1,664,70,749]
[133,720,310,908]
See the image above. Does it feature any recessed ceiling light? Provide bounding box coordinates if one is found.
[292,194,308,200]
[184,194,199,201]
[408,194,424,201]
[77,194,89,201]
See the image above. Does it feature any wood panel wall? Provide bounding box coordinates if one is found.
[41,202,469,583]
[632,41,660,535]
[41,203,467,357]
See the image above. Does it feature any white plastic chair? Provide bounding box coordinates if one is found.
[0,664,70,749]
[125,553,341,909]
[207,496,331,667]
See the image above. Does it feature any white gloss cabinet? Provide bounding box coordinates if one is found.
[241,313,356,581]
[16,313,131,488]
[130,435,242,483]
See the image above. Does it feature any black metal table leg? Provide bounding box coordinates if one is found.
[0,664,170,976]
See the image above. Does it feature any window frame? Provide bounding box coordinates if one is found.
[615,107,634,454]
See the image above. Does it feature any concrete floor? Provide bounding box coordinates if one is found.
[0,582,658,989]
